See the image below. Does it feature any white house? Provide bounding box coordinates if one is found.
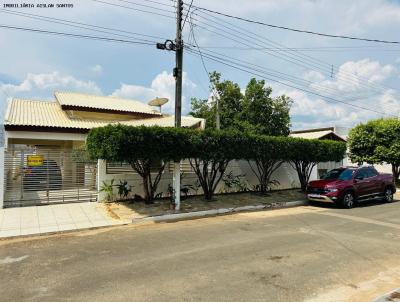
[1,91,204,207]
[2,92,355,208]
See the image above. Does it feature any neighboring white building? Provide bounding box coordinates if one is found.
[290,127,347,178]
[291,125,395,177]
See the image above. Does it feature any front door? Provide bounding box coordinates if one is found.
[353,168,371,198]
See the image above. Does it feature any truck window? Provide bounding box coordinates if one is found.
[322,168,354,181]
[366,168,378,177]
[356,169,369,179]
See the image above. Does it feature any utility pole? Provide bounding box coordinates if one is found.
[215,95,220,130]
[172,0,184,210]
[155,0,183,210]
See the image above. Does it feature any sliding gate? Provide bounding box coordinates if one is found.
[3,149,97,207]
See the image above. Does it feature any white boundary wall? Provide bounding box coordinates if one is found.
[96,159,305,202]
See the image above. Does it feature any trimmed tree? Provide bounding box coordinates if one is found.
[348,118,400,185]
[189,130,245,200]
[245,135,291,194]
[87,125,192,202]
[288,138,347,192]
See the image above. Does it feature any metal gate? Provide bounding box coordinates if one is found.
[3,148,97,207]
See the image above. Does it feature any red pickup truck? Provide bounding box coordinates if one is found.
[306,166,396,208]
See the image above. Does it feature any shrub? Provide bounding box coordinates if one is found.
[87,125,193,202]
[349,118,400,185]
[288,138,346,191]
[188,129,247,200]
[243,135,292,194]
[87,125,346,200]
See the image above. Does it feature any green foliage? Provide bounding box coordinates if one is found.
[221,171,249,193]
[188,129,246,200]
[71,146,96,164]
[190,72,292,136]
[288,138,347,191]
[116,180,132,200]
[87,125,346,199]
[99,179,114,202]
[87,125,194,162]
[348,118,400,184]
[87,125,194,202]
[240,78,292,136]
[242,134,290,193]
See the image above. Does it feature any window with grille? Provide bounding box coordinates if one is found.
[168,160,195,173]
[106,161,164,174]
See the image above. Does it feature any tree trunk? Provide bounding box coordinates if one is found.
[392,164,400,186]
[142,173,151,203]
[131,159,165,203]
[190,159,229,200]
[290,160,316,192]
[248,159,283,194]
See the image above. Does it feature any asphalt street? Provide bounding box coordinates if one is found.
[1,200,400,302]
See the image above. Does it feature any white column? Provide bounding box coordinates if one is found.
[310,164,319,181]
[97,159,107,202]
[173,161,181,210]
[0,147,4,208]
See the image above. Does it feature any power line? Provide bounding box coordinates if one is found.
[189,10,381,89]
[186,46,397,118]
[190,45,400,52]
[188,14,221,129]
[140,0,175,7]
[188,9,400,100]
[91,0,176,19]
[182,0,194,29]
[188,4,400,44]
[0,9,166,42]
[186,44,393,112]
[111,0,175,13]
[0,24,158,45]
[186,12,398,115]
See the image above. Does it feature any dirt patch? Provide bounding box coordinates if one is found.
[267,255,290,262]
[107,189,306,221]
[104,203,121,220]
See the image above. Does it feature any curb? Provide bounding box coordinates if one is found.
[132,200,307,224]
[372,288,400,302]
[0,221,130,241]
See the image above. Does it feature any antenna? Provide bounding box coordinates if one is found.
[148,97,168,113]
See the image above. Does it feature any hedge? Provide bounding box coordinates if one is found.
[86,125,346,200]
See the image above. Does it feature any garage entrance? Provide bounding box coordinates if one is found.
[3,148,97,207]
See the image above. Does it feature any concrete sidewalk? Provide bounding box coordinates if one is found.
[0,202,127,238]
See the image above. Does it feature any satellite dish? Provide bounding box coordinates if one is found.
[148,98,168,113]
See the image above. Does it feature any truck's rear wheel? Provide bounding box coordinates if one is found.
[383,187,394,203]
[342,192,355,209]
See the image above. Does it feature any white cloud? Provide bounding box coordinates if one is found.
[91,64,103,75]
[363,3,400,27]
[303,71,325,83]
[309,59,396,95]
[0,72,102,120]
[1,72,101,95]
[278,58,400,129]
[111,71,196,113]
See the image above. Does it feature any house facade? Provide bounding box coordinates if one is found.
[0,91,204,208]
[2,92,354,208]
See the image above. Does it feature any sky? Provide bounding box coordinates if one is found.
[0,0,400,130]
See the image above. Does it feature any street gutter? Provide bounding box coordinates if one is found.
[131,200,307,224]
